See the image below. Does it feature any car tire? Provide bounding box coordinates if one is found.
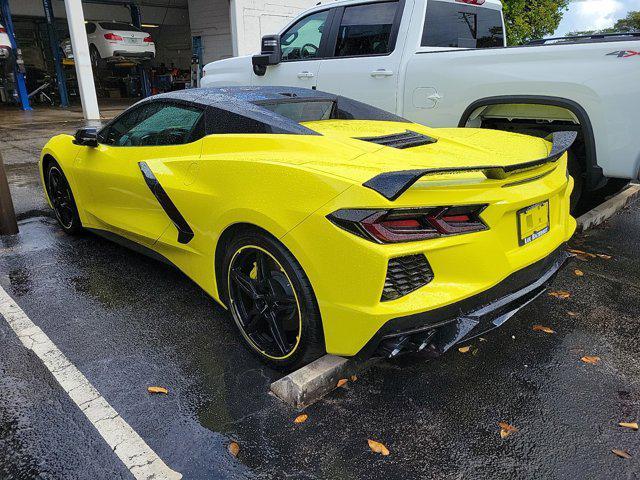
[221,229,325,371]
[45,160,82,235]
[89,45,104,70]
[568,150,584,214]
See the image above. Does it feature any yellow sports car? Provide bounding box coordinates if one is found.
[40,87,576,370]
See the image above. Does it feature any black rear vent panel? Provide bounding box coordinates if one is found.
[382,255,434,301]
[356,130,437,149]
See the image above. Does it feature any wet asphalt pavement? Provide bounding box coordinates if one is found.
[1,117,639,479]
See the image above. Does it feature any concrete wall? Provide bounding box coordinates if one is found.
[188,0,232,64]
[231,0,317,56]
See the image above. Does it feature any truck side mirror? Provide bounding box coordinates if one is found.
[73,127,98,147]
[252,34,281,76]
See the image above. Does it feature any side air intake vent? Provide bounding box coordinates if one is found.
[382,254,434,301]
[356,130,437,149]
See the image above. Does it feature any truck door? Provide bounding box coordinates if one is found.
[316,0,404,113]
[252,9,334,90]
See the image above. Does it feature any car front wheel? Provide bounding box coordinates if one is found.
[45,161,82,234]
[222,229,325,371]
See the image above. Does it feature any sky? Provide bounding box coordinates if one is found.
[554,0,640,35]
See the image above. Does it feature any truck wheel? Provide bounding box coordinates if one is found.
[568,151,584,214]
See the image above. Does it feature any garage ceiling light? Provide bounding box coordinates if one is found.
[142,24,159,28]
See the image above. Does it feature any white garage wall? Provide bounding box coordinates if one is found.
[188,0,233,64]
[230,0,318,56]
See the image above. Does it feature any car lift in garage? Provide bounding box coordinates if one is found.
[1,0,153,119]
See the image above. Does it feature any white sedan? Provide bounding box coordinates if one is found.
[62,21,155,67]
[0,23,12,60]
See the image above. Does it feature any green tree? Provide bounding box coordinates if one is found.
[502,0,570,45]
[613,11,640,31]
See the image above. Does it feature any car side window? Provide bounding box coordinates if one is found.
[280,10,330,62]
[85,22,97,34]
[334,1,399,57]
[100,103,205,147]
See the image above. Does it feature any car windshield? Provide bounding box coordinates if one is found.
[257,100,335,123]
[99,22,141,32]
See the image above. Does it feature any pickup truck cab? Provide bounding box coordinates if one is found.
[201,0,640,208]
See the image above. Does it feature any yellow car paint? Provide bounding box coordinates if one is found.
[40,119,575,357]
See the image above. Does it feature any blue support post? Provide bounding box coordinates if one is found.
[0,0,31,110]
[42,0,69,107]
[130,3,151,98]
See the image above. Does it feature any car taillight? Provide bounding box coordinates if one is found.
[104,33,123,41]
[143,36,153,43]
[455,0,485,4]
[327,205,488,244]
[0,26,6,33]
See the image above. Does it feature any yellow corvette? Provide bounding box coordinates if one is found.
[40,87,576,370]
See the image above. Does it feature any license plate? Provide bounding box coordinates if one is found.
[125,37,140,45]
[517,200,550,246]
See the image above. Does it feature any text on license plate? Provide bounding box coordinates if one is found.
[125,37,140,44]
[517,200,550,246]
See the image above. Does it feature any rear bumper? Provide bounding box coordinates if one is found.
[364,247,571,357]
[110,51,155,61]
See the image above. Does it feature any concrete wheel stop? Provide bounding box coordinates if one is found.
[270,355,375,409]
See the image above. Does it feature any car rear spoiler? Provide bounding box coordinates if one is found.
[363,131,577,201]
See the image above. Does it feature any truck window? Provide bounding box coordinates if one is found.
[334,1,400,57]
[280,10,330,62]
[421,0,504,48]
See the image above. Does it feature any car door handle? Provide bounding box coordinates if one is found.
[297,71,315,78]
[370,69,394,77]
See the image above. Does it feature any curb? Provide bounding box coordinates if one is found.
[576,184,640,232]
[270,355,374,409]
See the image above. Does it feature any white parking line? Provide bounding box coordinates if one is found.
[0,285,182,480]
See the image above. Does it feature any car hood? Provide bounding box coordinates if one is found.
[297,120,553,184]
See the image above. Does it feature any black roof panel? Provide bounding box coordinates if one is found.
[137,86,407,136]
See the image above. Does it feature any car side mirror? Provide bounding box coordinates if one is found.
[252,34,281,76]
[73,127,98,147]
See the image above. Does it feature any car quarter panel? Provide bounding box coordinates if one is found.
[149,134,360,299]
[282,154,576,357]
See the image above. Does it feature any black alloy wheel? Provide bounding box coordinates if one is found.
[222,230,324,370]
[46,163,82,234]
[228,246,301,359]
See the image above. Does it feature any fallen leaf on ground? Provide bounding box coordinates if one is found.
[567,311,579,317]
[581,355,601,364]
[549,290,571,299]
[336,378,348,388]
[567,248,596,258]
[350,375,358,382]
[597,254,612,260]
[147,386,168,395]
[619,422,639,431]
[532,325,555,334]
[479,337,487,342]
[294,414,308,424]
[574,269,584,277]
[367,439,390,456]
[228,442,240,457]
[498,422,519,439]
[458,346,471,353]
[612,449,632,459]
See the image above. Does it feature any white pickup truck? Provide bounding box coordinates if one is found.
[201,0,640,208]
